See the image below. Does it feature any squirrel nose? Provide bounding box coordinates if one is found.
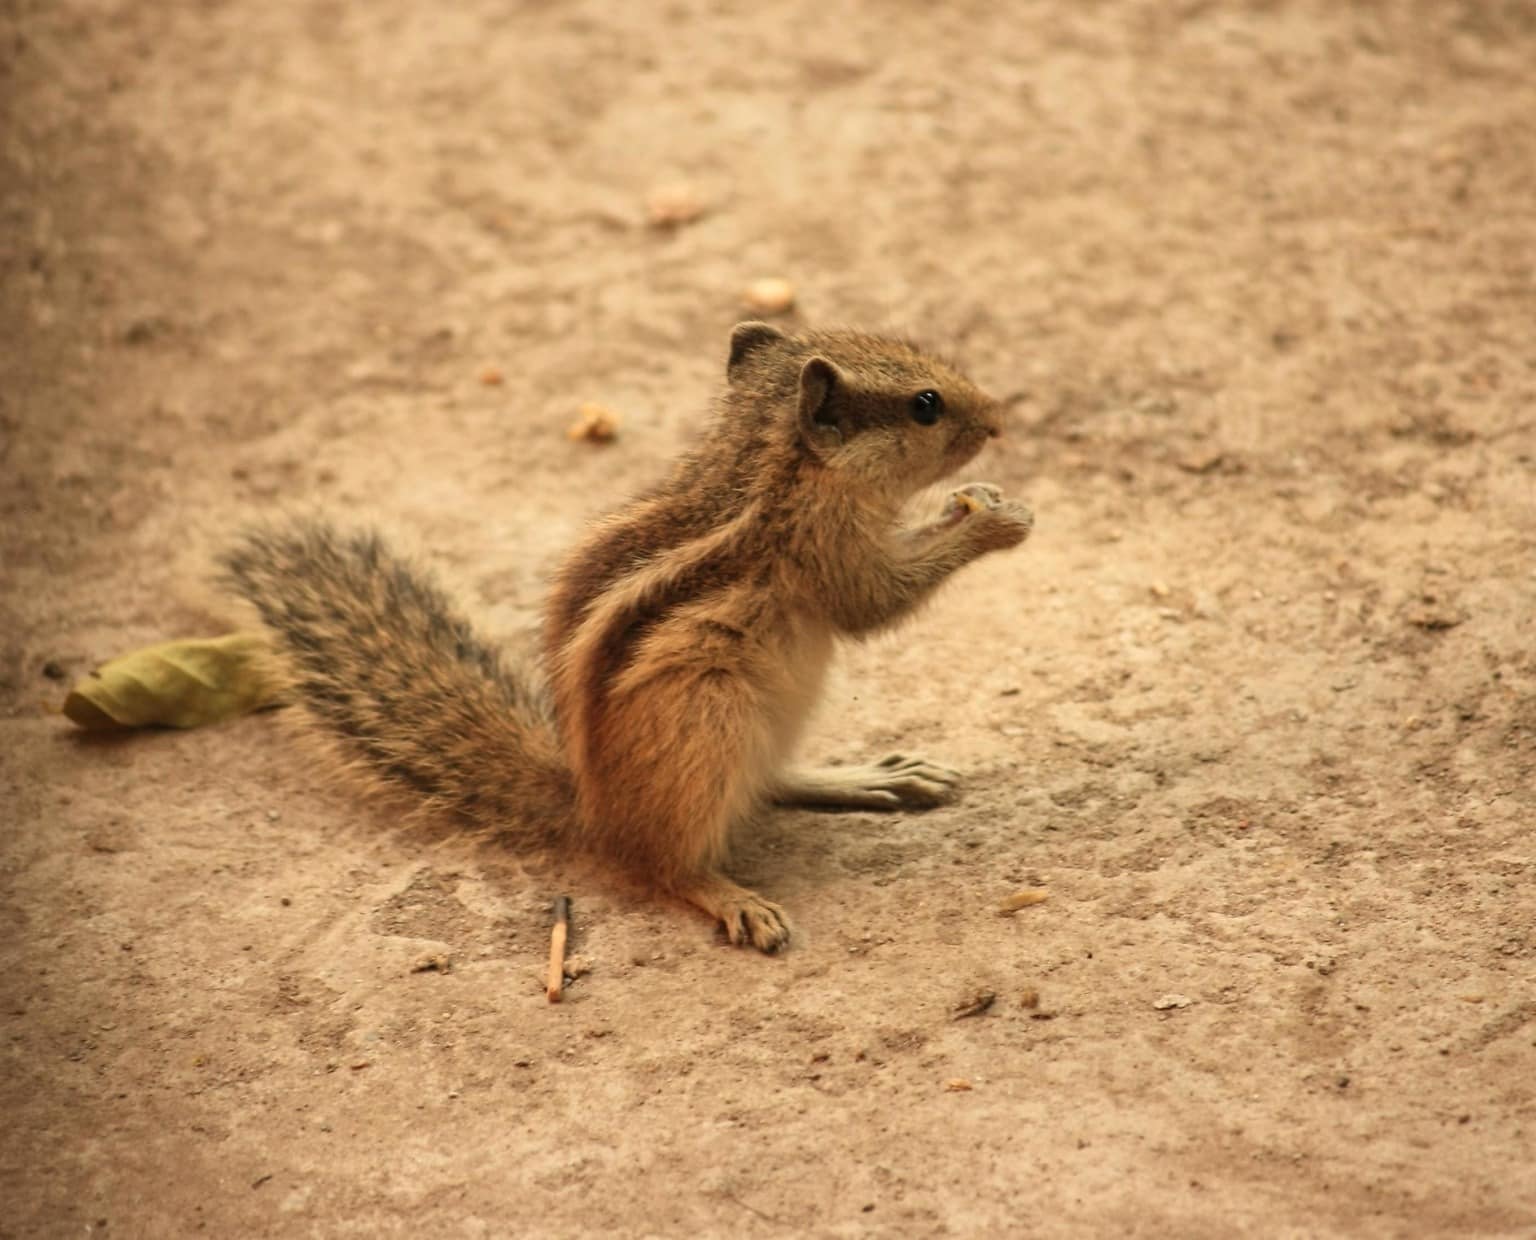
[978,399,1005,439]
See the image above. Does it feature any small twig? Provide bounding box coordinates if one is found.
[546,896,570,1004]
[721,1192,781,1225]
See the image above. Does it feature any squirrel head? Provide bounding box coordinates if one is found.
[726,322,1003,505]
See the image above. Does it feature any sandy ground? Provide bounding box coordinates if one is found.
[4,0,1536,1235]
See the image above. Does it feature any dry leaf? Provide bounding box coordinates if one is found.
[1176,450,1226,475]
[63,633,280,730]
[953,990,997,1019]
[411,952,452,974]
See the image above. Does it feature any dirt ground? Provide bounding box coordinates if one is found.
[3,0,1535,1235]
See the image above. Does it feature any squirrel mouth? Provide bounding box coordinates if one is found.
[945,424,992,472]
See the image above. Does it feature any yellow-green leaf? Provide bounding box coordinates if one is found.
[63,633,282,730]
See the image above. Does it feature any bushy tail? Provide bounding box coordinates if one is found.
[220,519,575,840]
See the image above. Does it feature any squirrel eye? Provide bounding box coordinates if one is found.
[911,390,944,426]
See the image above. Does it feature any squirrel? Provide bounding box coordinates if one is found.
[222,322,1033,953]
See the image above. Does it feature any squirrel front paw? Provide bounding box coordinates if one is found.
[942,482,1004,520]
[944,483,1033,551]
[721,891,792,953]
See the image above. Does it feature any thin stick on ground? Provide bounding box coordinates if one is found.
[546,896,570,1004]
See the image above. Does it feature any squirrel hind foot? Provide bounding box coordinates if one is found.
[675,872,792,954]
[773,754,962,811]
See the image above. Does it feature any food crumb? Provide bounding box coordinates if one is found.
[567,403,621,443]
[741,277,796,315]
[645,184,707,228]
[997,888,1049,914]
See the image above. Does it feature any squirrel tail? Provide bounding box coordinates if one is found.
[220,519,575,841]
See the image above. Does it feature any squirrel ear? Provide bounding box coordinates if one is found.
[797,355,843,454]
[727,321,787,377]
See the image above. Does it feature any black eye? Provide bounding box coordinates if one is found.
[911,390,944,426]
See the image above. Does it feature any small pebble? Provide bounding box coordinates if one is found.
[1153,993,1193,1010]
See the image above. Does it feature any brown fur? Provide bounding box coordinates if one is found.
[225,324,1033,952]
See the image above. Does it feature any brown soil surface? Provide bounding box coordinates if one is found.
[4,2,1535,1236]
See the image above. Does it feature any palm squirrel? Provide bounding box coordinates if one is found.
[222,322,1033,952]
